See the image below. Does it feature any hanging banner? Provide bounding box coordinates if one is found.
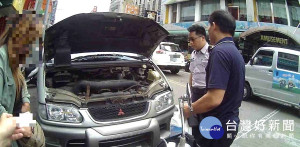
[39,0,52,14]
[125,4,139,15]
[23,0,36,10]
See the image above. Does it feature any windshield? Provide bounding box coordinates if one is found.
[161,44,182,52]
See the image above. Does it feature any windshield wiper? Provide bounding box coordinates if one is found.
[72,54,122,62]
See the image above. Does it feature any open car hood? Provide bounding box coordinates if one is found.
[44,12,169,61]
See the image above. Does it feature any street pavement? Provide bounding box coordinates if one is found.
[28,70,299,147]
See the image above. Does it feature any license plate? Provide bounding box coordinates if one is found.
[173,55,180,58]
[170,54,180,62]
[170,58,177,62]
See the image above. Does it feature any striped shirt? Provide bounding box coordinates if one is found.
[189,43,209,88]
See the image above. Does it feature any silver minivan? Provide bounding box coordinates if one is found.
[244,47,300,112]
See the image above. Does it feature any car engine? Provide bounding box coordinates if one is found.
[45,64,166,102]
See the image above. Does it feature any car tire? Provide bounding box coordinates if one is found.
[243,83,252,101]
[170,69,180,74]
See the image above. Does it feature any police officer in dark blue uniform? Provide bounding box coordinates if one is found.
[184,10,245,147]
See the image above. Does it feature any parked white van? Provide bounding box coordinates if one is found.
[244,47,300,113]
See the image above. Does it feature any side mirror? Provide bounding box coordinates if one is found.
[250,57,258,65]
[249,58,254,65]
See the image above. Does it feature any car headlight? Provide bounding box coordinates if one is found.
[154,91,174,113]
[45,103,82,123]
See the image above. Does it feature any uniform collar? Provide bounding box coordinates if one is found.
[200,43,209,54]
[193,43,209,54]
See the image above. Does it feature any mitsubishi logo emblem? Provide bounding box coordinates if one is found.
[118,108,125,116]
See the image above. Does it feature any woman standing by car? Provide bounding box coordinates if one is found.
[0,12,43,147]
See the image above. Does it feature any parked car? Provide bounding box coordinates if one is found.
[36,12,176,147]
[151,42,185,74]
[244,47,300,114]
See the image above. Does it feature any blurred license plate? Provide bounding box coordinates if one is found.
[173,55,180,58]
[170,55,180,62]
[170,58,177,62]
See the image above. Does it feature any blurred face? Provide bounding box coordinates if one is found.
[7,14,43,68]
[188,32,206,51]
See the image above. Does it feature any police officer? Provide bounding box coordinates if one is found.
[187,25,209,146]
[184,10,245,147]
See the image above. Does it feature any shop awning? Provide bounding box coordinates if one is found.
[240,26,300,45]
[168,29,243,39]
[234,31,242,38]
[165,0,189,5]
[168,30,189,36]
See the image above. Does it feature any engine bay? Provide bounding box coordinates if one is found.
[45,63,168,104]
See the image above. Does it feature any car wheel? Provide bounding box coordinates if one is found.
[243,83,252,101]
[170,69,180,74]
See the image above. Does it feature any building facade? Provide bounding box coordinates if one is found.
[48,0,57,26]
[110,0,122,13]
[161,0,300,62]
[110,0,162,22]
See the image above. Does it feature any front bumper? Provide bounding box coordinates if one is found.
[39,106,176,147]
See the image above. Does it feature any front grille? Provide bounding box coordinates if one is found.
[98,133,152,147]
[66,139,85,147]
[88,101,148,121]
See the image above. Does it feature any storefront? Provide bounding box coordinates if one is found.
[162,0,300,60]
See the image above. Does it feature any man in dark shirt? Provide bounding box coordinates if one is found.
[184,10,245,147]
